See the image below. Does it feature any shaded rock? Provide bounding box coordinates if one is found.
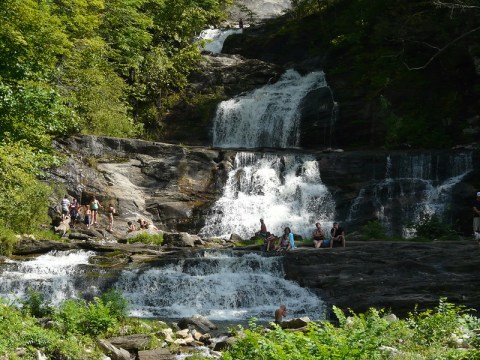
[68,232,90,240]
[283,241,480,318]
[13,239,73,255]
[279,317,311,329]
[213,336,236,351]
[97,339,130,360]
[138,348,174,360]
[163,232,195,247]
[107,334,150,351]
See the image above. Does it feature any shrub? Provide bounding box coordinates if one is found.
[100,289,128,320]
[361,220,388,240]
[412,213,457,240]
[21,289,54,318]
[223,300,480,360]
[0,225,17,256]
[128,232,163,245]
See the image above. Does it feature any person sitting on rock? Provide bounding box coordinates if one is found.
[274,304,287,324]
[255,218,268,240]
[330,222,346,247]
[127,221,136,233]
[137,218,148,229]
[312,222,326,248]
[277,227,295,252]
[265,233,277,252]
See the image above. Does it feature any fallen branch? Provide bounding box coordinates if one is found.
[404,25,480,70]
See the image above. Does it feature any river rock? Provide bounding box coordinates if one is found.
[138,348,174,360]
[163,232,195,247]
[178,314,218,333]
[230,233,243,242]
[212,336,237,351]
[13,239,73,255]
[107,334,150,351]
[279,317,311,329]
[97,339,131,360]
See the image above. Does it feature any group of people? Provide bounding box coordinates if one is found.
[255,219,346,252]
[127,218,159,233]
[60,195,115,232]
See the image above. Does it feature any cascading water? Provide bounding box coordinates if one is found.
[0,250,325,321]
[0,250,97,305]
[212,69,330,149]
[201,152,335,239]
[115,251,325,320]
[346,152,473,236]
[198,28,243,54]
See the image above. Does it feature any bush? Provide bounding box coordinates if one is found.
[223,300,480,360]
[0,225,17,256]
[100,289,128,320]
[412,214,457,240]
[128,232,163,245]
[21,289,54,318]
[361,220,388,240]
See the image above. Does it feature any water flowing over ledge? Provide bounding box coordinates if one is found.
[200,152,335,239]
[212,69,330,149]
[0,250,325,322]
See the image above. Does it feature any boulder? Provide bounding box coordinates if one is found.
[13,239,73,255]
[279,317,311,329]
[107,334,150,351]
[177,314,217,333]
[97,339,131,360]
[163,232,195,247]
[68,232,90,240]
[138,348,174,360]
[229,233,243,242]
[213,336,237,351]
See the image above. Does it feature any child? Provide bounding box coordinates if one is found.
[84,205,92,229]
[107,203,116,232]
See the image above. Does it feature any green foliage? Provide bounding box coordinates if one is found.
[100,289,128,320]
[55,297,120,336]
[21,290,54,318]
[0,141,52,235]
[224,300,480,359]
[0,226,18,256]
[361,220,388,240]
[411,213,458,241]
[128,232,164,245]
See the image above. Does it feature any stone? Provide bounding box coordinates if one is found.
[213,336,236,351]
[138,348,174,360]
[177,314,217,333]
[230,233,243,242]
[159,328,173,343]
[175,329,190,339]
[279,317,311,329]
[13,239,73,255]
[107,334,150,351]
[97,339,131,360]
[163,232,195,247]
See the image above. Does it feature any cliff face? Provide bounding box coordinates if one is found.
[283,242,480,317]
[51,136,480,237]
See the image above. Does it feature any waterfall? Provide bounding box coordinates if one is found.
[0,250,325,322]
[200,152,335,239]
[198,28,243,54]
[347,152,473,236]
[115,251,325,321]
[0,250,97,305]
[212,69,329,149]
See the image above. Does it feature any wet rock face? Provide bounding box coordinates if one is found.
[51,136,225,234]
[283,242,480,318]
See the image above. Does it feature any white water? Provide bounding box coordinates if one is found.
[198,28,243,54]
[0,250,96,305]
[347,152,473,236]
[200,152,335,239]
[115,251,325,321]
[212,69,329,148]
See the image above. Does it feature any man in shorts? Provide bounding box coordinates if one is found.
[330,222,346,247]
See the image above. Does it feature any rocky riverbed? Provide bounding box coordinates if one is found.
[9,237,480,319]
